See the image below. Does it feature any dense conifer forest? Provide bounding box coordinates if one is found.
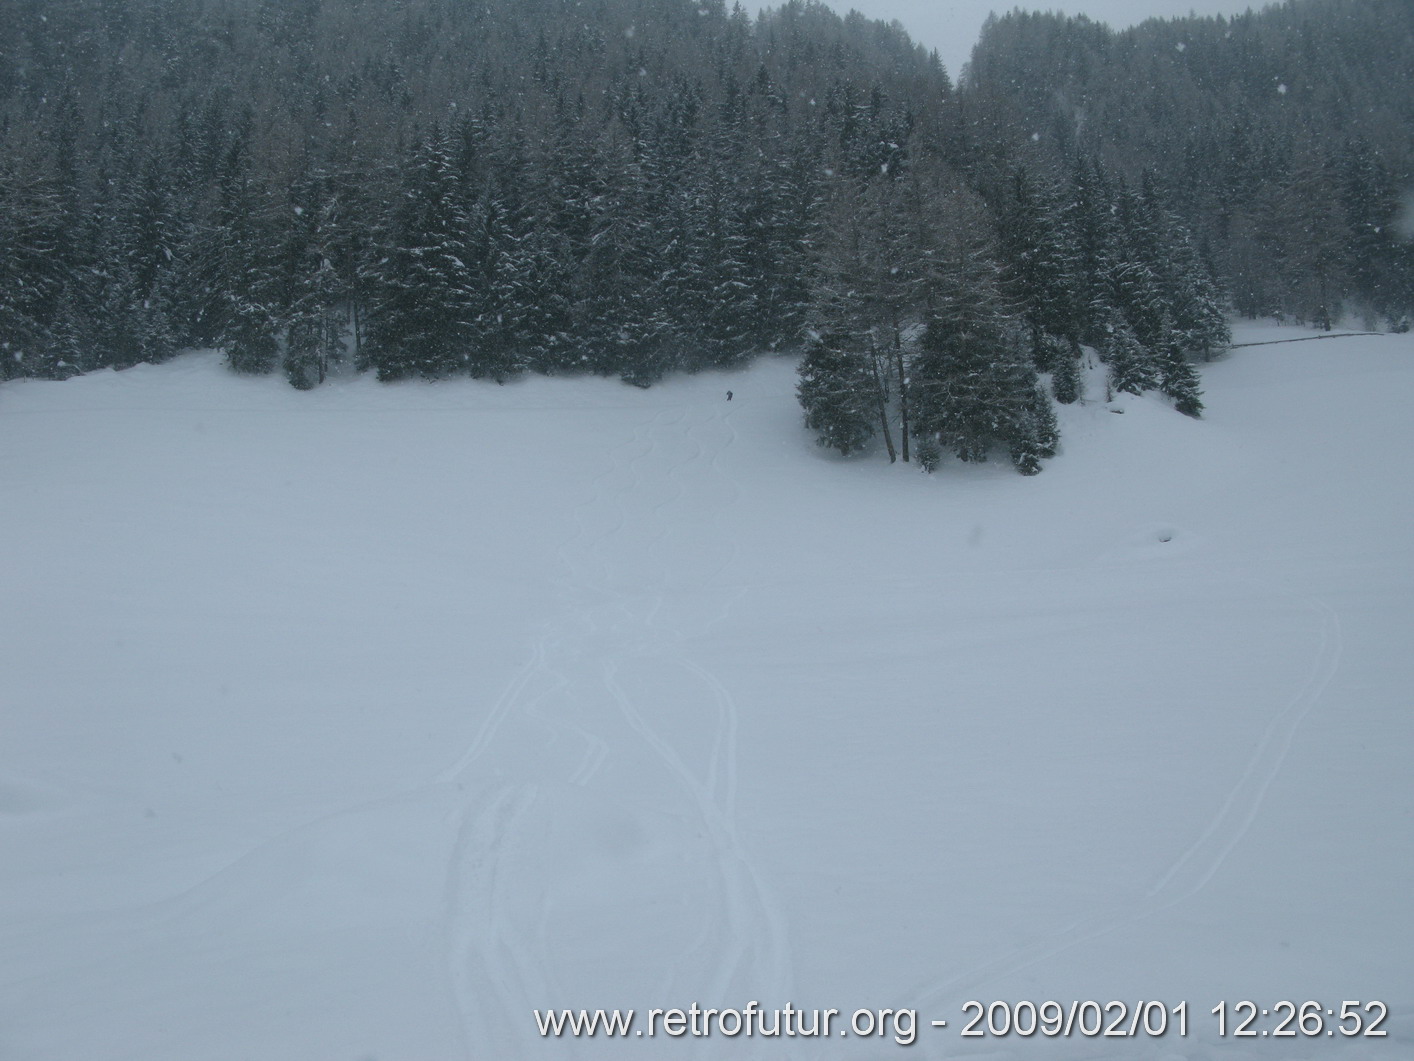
[1,0,1410,471]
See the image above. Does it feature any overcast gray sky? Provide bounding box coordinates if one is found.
[747,1,1264,84]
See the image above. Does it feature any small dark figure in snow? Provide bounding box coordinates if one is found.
[726,390,733,401]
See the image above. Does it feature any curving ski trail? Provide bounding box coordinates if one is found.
[907,583,1344,1038]
[433,392,792,1057]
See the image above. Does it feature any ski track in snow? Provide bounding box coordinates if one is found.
[907,578,1345,1045]
[443,781,542,1057]
[1143,586,1343,901]
[433,396,793,1057]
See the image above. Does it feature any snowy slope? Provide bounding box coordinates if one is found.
[1,323,1410,1061]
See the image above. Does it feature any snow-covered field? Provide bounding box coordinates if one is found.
[1,323,1410,1061]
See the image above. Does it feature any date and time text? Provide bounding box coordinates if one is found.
[947,999,1388,1039]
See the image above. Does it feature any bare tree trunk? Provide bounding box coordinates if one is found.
[869,348,897,463]
[893,313,909,462]
[350,301,363,368]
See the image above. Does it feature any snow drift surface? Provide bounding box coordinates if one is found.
[1,323,1411,1061]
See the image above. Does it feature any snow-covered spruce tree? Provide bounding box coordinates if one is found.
[1108,187,1171,354]
[39,294,87,380]
[1340,137,1404,322]
[1008,419,1045,475]
[916,438,943,472]
[278,176,359,390]
[224,298,281,374]
[743,136,822,354]
[1271,147,1348,330]
[797,331,877,456]
[1102,314,1157,396]
[215,187,282,376]
[1067,156,1124,350]
[284,255,345,390]
[188,124,284,376]
[91,274,179,373]
[218,190,283,378]
[806,154,956,465]
[556,141,679,387]
[499,131,580,376]
[1172,259,1231,361]
[362,130,479,381]
[1028,382,1059,459]
[807,178,898,460]
[79,171,183,372]
[687,108,760,370]
[1010,372,1060,474]
[605,204,681,387]
[1137,178,1231,360]
[909,237,1049,471]
[465,185,532,384]
[1044,333,1082,404]
[994,164,1082,368]
[1159,231,1230,359]
[1157,326,1204,417]
[0,166,66,381]
[1008,361,1059,475]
